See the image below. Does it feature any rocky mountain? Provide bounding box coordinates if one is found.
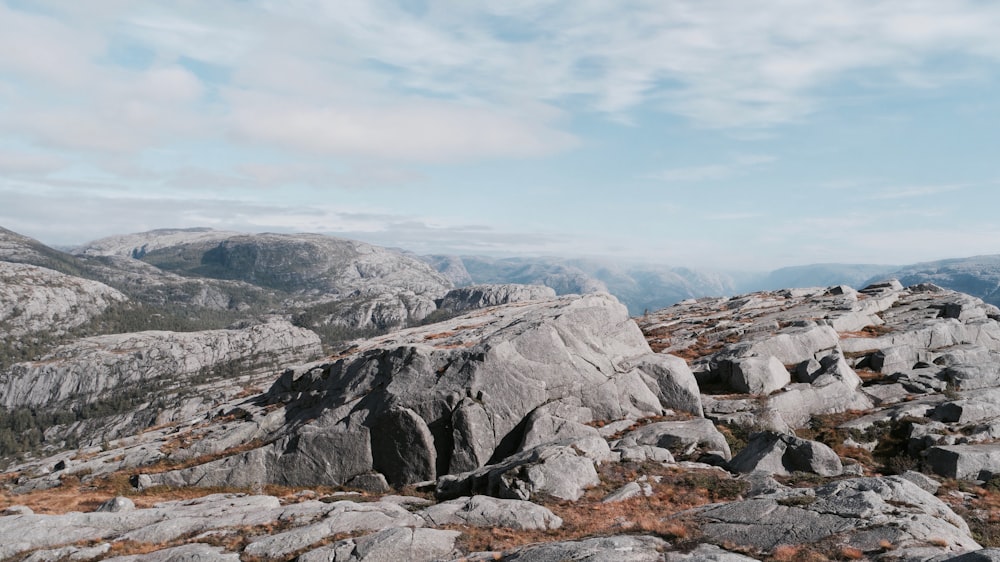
[6,282,1000,560]
[0,262,126,340]
[421,255,741,315]
[77,229,455,337]
[884,255,1000,307]
[750,263,897,292]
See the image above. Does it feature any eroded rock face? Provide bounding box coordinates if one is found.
[727,432,843,477]
[686,476,977,558]
[222,293,700,488]
[0,261,127,338]
[0,320,322,409]
[436,284,557,314]
[640,280,1000,429]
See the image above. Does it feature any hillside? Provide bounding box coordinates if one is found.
[4,281,1000,560]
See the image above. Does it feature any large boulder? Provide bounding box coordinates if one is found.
[727,432,843,477]
[256,293,699,487]
[435,437,605,501]
[417,495,562,530]
[927,443,1000,480]
[686,476,977,558]
[615,418,731,461]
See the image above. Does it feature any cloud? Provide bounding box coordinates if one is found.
[646,154,775,183]
[227,92,578,163]
[863,184,971,200]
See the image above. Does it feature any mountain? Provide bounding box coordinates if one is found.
[881,254,1000,307]
[748,263,898,292]
[420,255,741,315]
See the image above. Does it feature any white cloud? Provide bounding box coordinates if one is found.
[646,153,775,183]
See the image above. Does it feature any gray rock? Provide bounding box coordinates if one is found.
[101,543,240,561]
[630,354,704,416]
[436,438,602,501]
[22,543,112,562]
[900,470,941,495]
[418,495,562,530]
[727,432,843,477]
[95,496,135,513]
[256,293,687,488]
[1,505,33,516]
[927,443,1000,480]
[946,363,1000,391]
[687,476,977,555]
[371,406,438,485]
[727,356,790,395]
[934,400,1000,424]
[437,284,557,314]
[0,320,321,409]
[0,261,127,338]
[299,527,461,562]
[498,535,670,561]
[617,418,731,461]
[601,481,653,503]
[942,550,1000,561]
[664,544,762,561]
[518,411,603,452]
[241,500,424,559]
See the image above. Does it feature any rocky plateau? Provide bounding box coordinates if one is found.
[8,226,1000,561]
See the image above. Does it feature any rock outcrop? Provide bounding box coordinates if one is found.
[0,261,127,339]
[141,293,700,490]
[0,320,321,409]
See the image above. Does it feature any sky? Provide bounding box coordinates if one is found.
[1,0,1000,270]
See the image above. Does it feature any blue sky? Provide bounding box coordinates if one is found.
[1,1,999,269]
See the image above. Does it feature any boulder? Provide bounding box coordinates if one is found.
[665,544,762,561]
[259,293,694,487]
[686,476,976,555]
[295,527,461,562]
[727,432,843,477]
[927,443,1000,480]
[435,438,603,502]
[418,495,562,530]
[726,356,790,395]
[616,419,731,461]
[95,497,135,513]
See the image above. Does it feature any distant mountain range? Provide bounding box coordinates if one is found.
[5,224,1000,327]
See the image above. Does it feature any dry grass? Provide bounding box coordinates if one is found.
[452,462,745,554]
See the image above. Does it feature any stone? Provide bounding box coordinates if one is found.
[727,432,843,477]
[298,527,461,562]
[418,495,562,530]
[900,470,941,495]
[95,496,135,513]
[665,544,762,561]
[518,411,603,452]
[727,356,790,395]
[436,438,602,502]
[686,476,976,555]
[0,320,322,410]
[437,284,557,314]
[499,535,670,561]
[927,443,1000,480]
[101,543,240,561]
[942,550,1000,561]
[616,418,732,461]
[601,481,653,503]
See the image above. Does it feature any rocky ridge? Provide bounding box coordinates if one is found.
[6,281,1000,560]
